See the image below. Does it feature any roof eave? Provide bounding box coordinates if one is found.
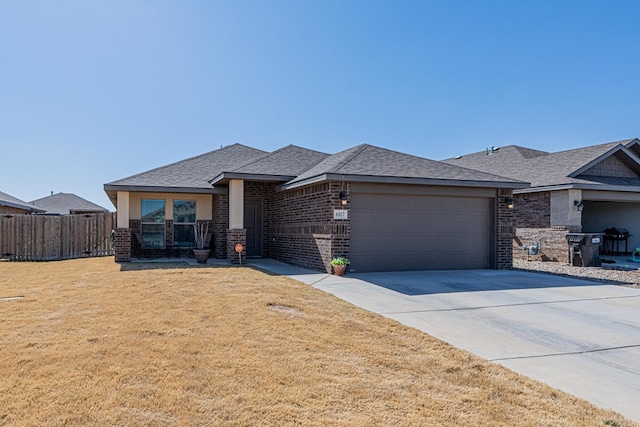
[103,184,226,195]
[0,201,46,213]
[209,172,296,185]
[280,173,529,191]
[569,145,640,178]
[514,182,640,194]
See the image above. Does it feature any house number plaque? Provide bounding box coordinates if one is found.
[333,209,348,220]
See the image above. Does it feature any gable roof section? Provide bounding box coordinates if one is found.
[105,143,529,201]
[0,190,45,213]
[105,144,268,193]
[443,139,640,191]
[283,144,528,189]
[30,193,109,215]
[210,145,329,184]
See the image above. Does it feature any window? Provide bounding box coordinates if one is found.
[173,200,196,248]
[141,199,165,248]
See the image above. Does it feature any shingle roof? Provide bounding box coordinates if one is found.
[286,144,527,188]
[105,142,529,197]
[442,139,640,188]
[211,145,329,182]
[30,193,109,215]
[106,143,268,189]
[0,190,45,213]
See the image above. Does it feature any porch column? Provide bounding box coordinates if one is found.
[117,191,130,228]
[115,191,131,262]
[227,179,246,263]
[551,189,582,232]
[229,180,244,229]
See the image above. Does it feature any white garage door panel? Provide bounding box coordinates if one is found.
[350,194,492,271]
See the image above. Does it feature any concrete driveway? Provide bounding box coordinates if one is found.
[250,260,640,422]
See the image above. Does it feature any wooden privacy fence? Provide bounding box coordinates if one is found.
[0,212,116,261]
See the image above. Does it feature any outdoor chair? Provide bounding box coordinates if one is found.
[134,232,161,259]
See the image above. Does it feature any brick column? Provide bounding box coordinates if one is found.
[114,228,131,262]
[227,229,246,264]
[496,189,514,269]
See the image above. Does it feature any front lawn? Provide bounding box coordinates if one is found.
[0,258,633,426]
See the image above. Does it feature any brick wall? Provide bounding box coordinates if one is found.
[114,228,131,262]
[513,226,579,263]
[271,182,350,273]
[212,194,228,258]
[245,182,276,258]
[227,228,246,264]
[514,192,551,228]
[496,189,514,269]
[0,206,33,215]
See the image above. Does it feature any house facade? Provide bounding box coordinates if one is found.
[444,139,640,262]
[104,144,527,273]
[0,191,45,215]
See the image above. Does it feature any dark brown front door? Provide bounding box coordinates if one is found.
[244,199,263,257]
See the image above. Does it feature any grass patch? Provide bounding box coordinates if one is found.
[0,257,635,426]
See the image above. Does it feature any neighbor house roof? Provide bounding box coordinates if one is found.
[442,139,640,192]
[0,191,45,213]
[30,193,109,215]
[283,144,528,189]
[105,142,529,201]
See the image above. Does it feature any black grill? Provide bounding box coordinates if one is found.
[603,227,632,255]
[604,227,630,239]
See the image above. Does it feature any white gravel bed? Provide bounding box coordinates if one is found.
[513,259,640,288]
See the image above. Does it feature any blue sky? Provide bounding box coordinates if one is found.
[2,1,640,210]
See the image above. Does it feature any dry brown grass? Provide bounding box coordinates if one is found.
[0,258,635,426]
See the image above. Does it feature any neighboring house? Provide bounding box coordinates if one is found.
[104,143,527,272]
[0,190,45,215]
[443,138,640,261]
[30,192,110,215]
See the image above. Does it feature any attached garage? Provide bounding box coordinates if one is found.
[350,184,495,272]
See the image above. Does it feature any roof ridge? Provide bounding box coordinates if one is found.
[226,144,330,175]
[226,145,287,173]
[333,144,371,174]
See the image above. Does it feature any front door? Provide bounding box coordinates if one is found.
[244,199,263,257]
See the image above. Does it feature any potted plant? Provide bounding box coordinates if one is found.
[192,223,211,263]
[330,257,350,276]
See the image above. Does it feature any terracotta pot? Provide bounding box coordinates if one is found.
[193,249,210,264]
[333,265,346,276]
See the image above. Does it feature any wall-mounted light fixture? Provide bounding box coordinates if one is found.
[504,197,514,209]
[339,191,348,206]
[574,200,584,211]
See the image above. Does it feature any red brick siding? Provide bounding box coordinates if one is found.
[114,228,131,262]
[496,189,514,269]
[514,192,551,228]
[271,182,350,273]
[212,194,228,258]
[227,228,246,264]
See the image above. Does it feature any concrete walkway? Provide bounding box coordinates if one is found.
[249,259,640,423]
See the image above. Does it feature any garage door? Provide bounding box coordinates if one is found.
[350,193,493,272]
